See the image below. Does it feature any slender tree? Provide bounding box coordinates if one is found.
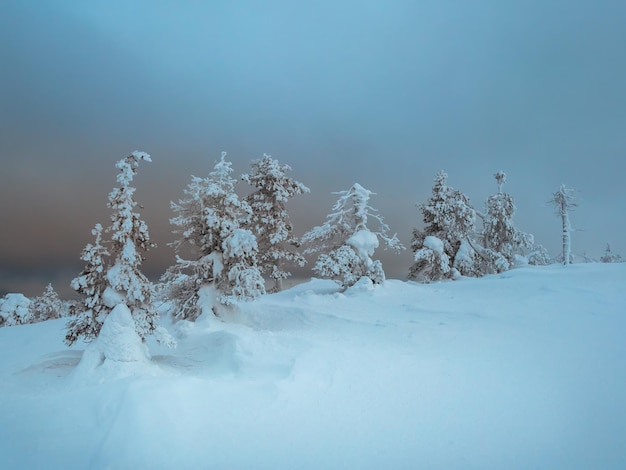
[242,155,310,292]
[0,294,31,327]
[65,152,172,346]
[551,184,577,265]
[105,152,159,339]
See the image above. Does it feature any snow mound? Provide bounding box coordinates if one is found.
[97,303,148,362]
[71,304,156,384]
[344,275,376,294]
[1,264,625,468]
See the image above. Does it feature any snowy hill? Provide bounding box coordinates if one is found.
[1,264,625,469]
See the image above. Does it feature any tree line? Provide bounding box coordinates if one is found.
[0,152,622,340]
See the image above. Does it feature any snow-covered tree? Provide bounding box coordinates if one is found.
[480,171,533,273]
[242,154,310,292]
[600,243,624,263]
[165,153,265,320]
[0,293,31,327]
[29,283,63,323]
[66,223,110,345]
[551,184,577,265]
[66,152,172,347]
[409,171,476,282]
[105,151,160,340]
[302,183,403,288]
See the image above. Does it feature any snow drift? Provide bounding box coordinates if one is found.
[0,263,624,469]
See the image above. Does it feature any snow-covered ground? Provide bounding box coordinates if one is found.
[1,263,624,469]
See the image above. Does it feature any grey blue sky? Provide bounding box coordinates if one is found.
[1,0,625,296]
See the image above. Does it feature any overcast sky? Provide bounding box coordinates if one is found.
[1,0,625,296]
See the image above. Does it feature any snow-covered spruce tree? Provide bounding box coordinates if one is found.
[480,171,533,273]
[551,184,577,265]
[65,223,110,345]
[165,153,264,320]
[104,151,163,340]
[600,243,624,263]
[302,183,404,289]
[29,283,63,323]
[409,171,477,282]
[67,152,172,346]
[241,154,310,292]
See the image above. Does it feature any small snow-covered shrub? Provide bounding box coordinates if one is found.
[527,244,551,266]
[600,244,624,263]
[29,284,63,323]
[0,293,31,327]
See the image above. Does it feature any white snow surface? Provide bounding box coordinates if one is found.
[1,263,625,469]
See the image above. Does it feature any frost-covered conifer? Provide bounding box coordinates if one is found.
[242,155,310,292]
[105,151,160,339]
[66,223,110,345]
[600,243,624,263]
[166,153,264,319]
[29,283,63,323]
[551,184,577,265]
[302,183,403,288]
[66,152,172,347]
[409,171,476,282]
[480,171,533,273]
